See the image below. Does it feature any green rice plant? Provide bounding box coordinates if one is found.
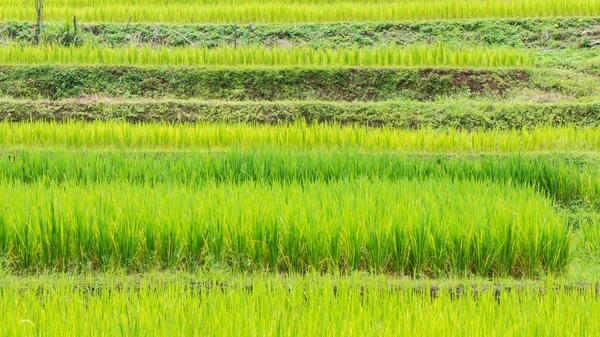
[582,213,600,256]
[0,178,568,276]
[1,122,599,153]
[1,150,598,208]
[2,0,600,23]
[1,275,599,336]
[5,0,595,4]
[0,44,534,67]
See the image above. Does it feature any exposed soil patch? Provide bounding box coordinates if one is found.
[418,68,529,95]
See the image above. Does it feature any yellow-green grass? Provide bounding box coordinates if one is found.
[1,122,599,153]
[0,45,534,68]
[0,179,568,275]
[2,0,599,23]
[2,275,599,336]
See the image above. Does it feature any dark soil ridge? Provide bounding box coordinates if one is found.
[2,99,599,129]
[7,281,599,301]
[0,66,534,101]
[2,18,600,50]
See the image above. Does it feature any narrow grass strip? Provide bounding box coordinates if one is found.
[0,45,535,68]
[0,122,599,153]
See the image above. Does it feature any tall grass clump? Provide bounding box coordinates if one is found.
[1,122,599,153]
[0,45,535,68]
[0,179,568,276]
[582,213,600,257]
[3,0,600,23]
[1,276,599,336]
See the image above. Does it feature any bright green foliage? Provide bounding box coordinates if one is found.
[1,122,600,153]
[0,179,568,275]
[0,123,590,275]
[2,0,600,23]
[2,276,599,336]
[0,45,534,67]
[1,150,598,208]
[1,0,599,330]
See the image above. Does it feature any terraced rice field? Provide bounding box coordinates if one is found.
[2,0,600,336]
[3,0,600,23]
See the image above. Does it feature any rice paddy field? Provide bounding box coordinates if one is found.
[0,44,536,67]
[3,0,600,23]
[2,1,600,336]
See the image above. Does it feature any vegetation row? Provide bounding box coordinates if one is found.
[1,149,598,209]
[0,179,568,275]
[5,66,596,101]
[1,18,597,50]
[2,122,598,153]
[3,0,599,23]
[3,276,600,336]
[0,45,535,68]
[2,100,600,129]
